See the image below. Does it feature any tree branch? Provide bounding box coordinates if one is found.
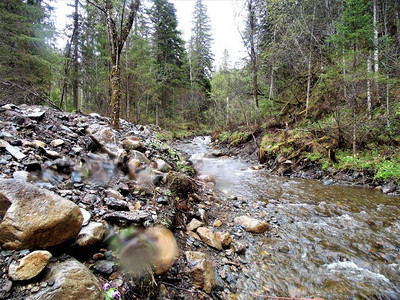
[86,0,105,13]
[119,0,140,52]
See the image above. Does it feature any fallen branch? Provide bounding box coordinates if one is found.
[0,80,62,111]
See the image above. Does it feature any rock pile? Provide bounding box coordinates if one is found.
[0,104,195,299]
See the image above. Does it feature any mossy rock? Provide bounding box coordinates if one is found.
[166,172,196,198]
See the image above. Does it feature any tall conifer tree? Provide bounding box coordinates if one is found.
[190,0,214,92]
[0,0,53,103]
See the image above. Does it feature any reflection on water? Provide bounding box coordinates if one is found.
[177,137,400,300]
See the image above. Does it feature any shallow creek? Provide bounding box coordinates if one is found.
[177,137,400,300]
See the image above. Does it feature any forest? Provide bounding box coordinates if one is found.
[1,0,400,181]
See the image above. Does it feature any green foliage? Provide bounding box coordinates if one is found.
[0,0,54,103]
[190,0,214,93]
[216,129,251,147]
[334,150,400,182]
[374,160,400,182]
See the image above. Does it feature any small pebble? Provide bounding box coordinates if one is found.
[92,253,104,260]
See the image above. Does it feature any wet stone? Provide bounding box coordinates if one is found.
[102,210,151,225]
[0,279,12,297]
[156,196,169,205]
[382,183,396,194]
[94,260,116,275]
[104,197,129,211]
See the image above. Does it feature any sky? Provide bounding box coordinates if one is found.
[53,0,247,68]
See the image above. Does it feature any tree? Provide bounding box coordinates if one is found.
[190,0,214,92]
[149,0,187,126]
[0,0,54,104]
[72,0,80,111]
[88,0,140,129]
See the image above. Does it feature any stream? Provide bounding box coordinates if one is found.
[177,136,400,300]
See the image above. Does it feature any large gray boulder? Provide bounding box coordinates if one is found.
[28,258,103,300]
[0,179,83,250]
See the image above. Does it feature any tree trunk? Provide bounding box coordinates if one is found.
[248,0,259,123]
[110,64,121,129]
[373,0,379,104]
[90,0,140,129]
[125,41,130,121]
[305,1,316,118]
[367,52,372,115]
[226,96,230,126]
[72,0,79,112]
[155,100,159,127]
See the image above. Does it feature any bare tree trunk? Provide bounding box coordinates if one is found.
[269,30,276,102]
[73,0,79,112]
[155,100,159,127]
[386,79,390,127]
[395,0,400,44]
[248,0,259,124]
[367,52,372,115]
[125,41,130,121]
[110,65,121,128]
[342,50,347,99]
[305,1,316,118]
[384,0,390,127]
[226,97,230,126]
[373,0,379,104]
[353,104,356,157]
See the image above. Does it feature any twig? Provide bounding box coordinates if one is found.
[161,281,198,293]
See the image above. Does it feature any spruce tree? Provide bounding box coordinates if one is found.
[190,0,214,93]
[0,0,54,103]
[149,0,187,126]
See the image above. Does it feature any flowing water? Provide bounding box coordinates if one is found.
[177,137,400,300]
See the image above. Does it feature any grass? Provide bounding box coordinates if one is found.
[216,129,252,147]
[309,149,400,182]
[258,128,400,183]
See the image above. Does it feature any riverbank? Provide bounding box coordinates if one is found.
[210,127,400,196]
[0,104,232,299]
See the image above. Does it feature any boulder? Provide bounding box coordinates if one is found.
[0,179,83,250]
[130,150,150,165]
[27,258,103,300]
[8,250,52,281]
[185,251,206,265]
[146,226,178,275]
[80,208,91,226]
[50,139,64,147]
[196,227,222,250]
[122,138,144,152]
[186,218,203,232]
[198,174,216,184]
[128,158,142,179]
[234,215,269,234]
[102,210,150,225]
[75,222,105,248]
[104,189,124,200]
[231,240,248,254]
[154,158,172,173]
[32,140,46,148]
[0,279,12,299]
[382,182,396,194]
[86,123,117,146]
[188,258,215,293]
[212,219,222,227]
[215,232,232,247]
